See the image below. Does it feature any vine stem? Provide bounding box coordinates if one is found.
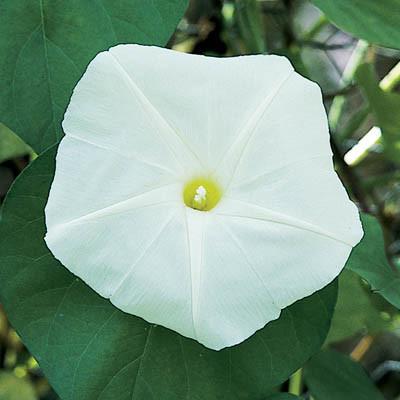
[328,40,369,132]
[343,60,400,166]
[301,15,328,41]
[322,41,373,212]
[350,335,374,361]
[288,368,303,395]
[380,61,400,91]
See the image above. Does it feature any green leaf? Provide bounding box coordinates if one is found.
[326,269,393,343]
[355,63,400,163]
[0,123,32,163]
[304,350,384,400]
[346,213,400,309]
[234,0,266,54]
[311,0,400,49]
[0,0,188,154]
[0,372,38,400]
[266,394,301,400]
[0,147,337,400]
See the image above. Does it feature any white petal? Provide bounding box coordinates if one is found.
[110,207,197,340]
[215,73,332,185]
[46,140,197,339]
[214,208,352,310]
[45,136,179,228]
[62,49,193,174]
[221,72,363,248]
[216,159,362,311]
[208,71,363,343]
[192,212,281,349]
[109,44,293,170]
[227,157,362,247]
[46,180,183,299]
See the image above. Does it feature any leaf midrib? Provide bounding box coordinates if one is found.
[38,0,58,147]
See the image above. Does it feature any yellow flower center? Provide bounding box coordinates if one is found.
[183,178,222,211]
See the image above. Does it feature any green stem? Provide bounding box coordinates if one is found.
[235,0,266,54]
[328,40,369,133]
[288,368,303,396]
[343,61,400,165]
[302,15,328,41]
[380,61,400,92]
[339,106,370,141]
[364,171,400,189]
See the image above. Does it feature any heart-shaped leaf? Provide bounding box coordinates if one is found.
[0,147,337,400]
[304,350,385,400]
[311,0,400,50]
[0,0,188,153]
[326,269,394,343]
[266,394,301,400]
[346,213,400,309]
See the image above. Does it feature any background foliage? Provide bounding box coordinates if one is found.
[1,0,400,399]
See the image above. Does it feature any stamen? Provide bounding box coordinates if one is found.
[183,178,222,211]
[196,185,207,198]
[192,185,207,210]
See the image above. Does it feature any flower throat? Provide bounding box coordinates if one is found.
[183,178,222,211]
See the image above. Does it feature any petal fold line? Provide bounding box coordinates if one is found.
[216,198,358,247]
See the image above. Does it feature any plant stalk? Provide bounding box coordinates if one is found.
[288,368,303,396]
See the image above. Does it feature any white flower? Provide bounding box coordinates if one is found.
[45,44,363,350]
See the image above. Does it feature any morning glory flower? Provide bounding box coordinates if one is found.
[44,44,363,351]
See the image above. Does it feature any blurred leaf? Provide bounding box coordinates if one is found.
[300,47,341,93]
[327,40,370,136]
[355,63,400,163]
[304,350,385,400]
[327,270,392,343]
[311,0,400,49]
[0,124,31,163]
[346,213,400,309]
[234,0,266,54]
[0,0,188,153]
[0,147,337,400]
[339,105,370,141]
[0,372,37,400]
[276,47,310,80]
[266,394,301,400]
